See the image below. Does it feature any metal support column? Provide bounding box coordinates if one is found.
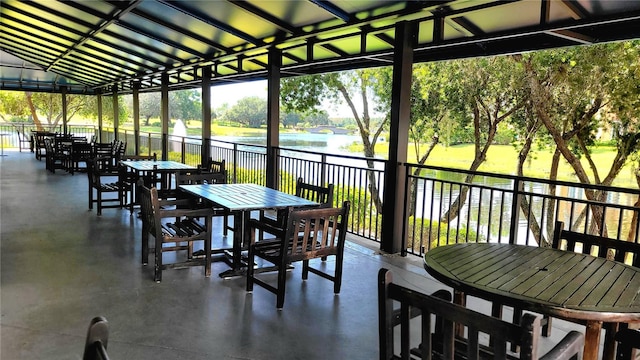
[132,81,140,155]
[202,66,212,167]
[61,86,68,135]
[161,73,169,160]
[381,21,416,254]
[266,47,281,190]
[112,85,119,141]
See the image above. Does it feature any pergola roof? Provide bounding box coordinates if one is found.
[2,0,640,95]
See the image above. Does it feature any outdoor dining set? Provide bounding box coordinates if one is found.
[40,147,637,360]
[31,130,126,176]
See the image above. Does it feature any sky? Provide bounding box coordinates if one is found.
[208,80,365,118]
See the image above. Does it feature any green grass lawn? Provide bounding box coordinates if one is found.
[387,142,637,188]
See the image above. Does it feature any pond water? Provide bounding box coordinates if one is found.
[212,132,364,156]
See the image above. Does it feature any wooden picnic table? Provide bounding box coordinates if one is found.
[179,183,318,278]
[423,242,640,360]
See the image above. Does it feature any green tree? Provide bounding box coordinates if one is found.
[519,41,640,238]
[225,96,266,128]
[281,112,301,128]
[439,56,527,224]
[282,69,388,212]
[305,110,330,126]
[170,89,201,121]
[0,91,30,121]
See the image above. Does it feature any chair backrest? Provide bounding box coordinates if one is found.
[83,316,110,360]
[553,221,640,267]
[138,185,161,238]
[73,141,94,157]
[282,201,349,262]
[120,153,157,162]
[176,171,226,186]
[378,268,544,360]
[615,328,640,360]
[199,158,225,173]
[295,177,334,207]
[44,137,54,153]
[93,143,113,161]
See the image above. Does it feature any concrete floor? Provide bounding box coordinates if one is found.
[1,150,587,359]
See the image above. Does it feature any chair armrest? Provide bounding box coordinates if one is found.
[158,207,214,219]
[540,330,584,360]
[157,197,196,208]
[248,218,286,238]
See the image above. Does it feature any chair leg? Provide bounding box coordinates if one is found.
[97,190,102,216]
[154,239,162,283]
[334,254,344,294]
[89,187,93,210]
[276,262,288,309]
[302,259,309,280]
[246,245,255,292]
[141,231,149,265]
[541,315,552,337]
[204,226,212,278]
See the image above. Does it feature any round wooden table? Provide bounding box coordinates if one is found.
[423,243,640,360]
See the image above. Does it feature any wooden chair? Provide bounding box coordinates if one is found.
[138,185,213,282]
[258,177,334,241]
[83,316,110,360]
[119,153,157,214]
[552,220,640,266]
[378,268,585,360]
[198,158,226,174]
[44,137,68,173]
[70,141,94,174]
[33,131,51,160]
[615,329,640,360]
[87,157,124,215]
[246,201,350,309]
[15,127,32,152]
[93,142,115,172]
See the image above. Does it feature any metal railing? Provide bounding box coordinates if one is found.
[6,122,638,258]
[404,163,640,257]
[0,123,97,150]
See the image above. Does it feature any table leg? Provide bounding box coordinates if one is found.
[584,320,603,360]
[453,290,466,337]
[219,210,247,278]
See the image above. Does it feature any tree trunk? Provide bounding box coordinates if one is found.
[408,136,439,217]
[545,149,561,238]
[516,119,547,246]
[25,92,43,130]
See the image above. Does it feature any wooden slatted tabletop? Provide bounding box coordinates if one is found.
[120,160,196,172]
[424,243,640,360]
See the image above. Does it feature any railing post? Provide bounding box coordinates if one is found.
[320,154,327,187]
[181,137,186,163]
[509,178,522,245]
[232,143,238,183]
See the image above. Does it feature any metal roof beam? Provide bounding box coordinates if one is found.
[157,0,263,46]
[309,1,352,22]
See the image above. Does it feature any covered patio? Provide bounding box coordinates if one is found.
[1,150,588,359]
[2,1,640,358]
